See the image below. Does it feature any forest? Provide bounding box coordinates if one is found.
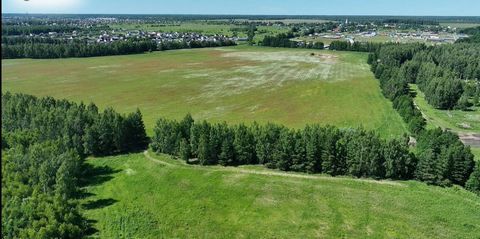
[1,92,148,238]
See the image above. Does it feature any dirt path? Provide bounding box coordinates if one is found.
[458,133,480,148]
[143,151,405,186]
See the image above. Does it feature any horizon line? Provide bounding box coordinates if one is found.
[2,12,480,17]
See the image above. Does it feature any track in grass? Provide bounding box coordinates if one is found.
[2,46,407,138]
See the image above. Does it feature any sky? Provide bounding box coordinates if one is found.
[2,0,480,16]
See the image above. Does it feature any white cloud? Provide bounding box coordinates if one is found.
[9,0,82,13]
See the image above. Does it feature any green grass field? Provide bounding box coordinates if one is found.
[82,152,480,238]
[1,46,407,137]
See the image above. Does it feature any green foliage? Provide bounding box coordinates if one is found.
[415,129,474,186]
[466,163,480,195]
[1,92,148,237]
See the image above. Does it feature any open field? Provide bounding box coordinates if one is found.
[83,152,480,238]
[2,46,407,137]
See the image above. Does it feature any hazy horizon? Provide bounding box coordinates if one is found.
[2,0,480,16]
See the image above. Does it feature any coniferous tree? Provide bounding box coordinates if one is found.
[466,163,480,195]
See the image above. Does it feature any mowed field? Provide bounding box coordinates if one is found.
[82,152,480,238]
[1,46,407,137]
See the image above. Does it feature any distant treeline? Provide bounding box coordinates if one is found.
[1,39,236,59]
[329,41,386,52]
[261,33,385,52]
[459,26,480,35]
[2,39,157,59]
[2,24,80,35]
[151,114,478,191]
[380,18,439,25]
[261,33,324,49]
[1,92,149,238]
[5,14,480,24]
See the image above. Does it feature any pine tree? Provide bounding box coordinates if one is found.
[125,109,148,150]
[179,138,191,162]
[234,124,255,165]
[291,130,306,172]
[197,135,209,165]
[466,163,480,195]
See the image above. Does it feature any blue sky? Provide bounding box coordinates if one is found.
[2,0,480,16]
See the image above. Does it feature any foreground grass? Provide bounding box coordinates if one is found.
[1,46,407,138]
[83,153,480,238]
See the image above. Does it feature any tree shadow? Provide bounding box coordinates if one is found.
[84,219,99,237]
[79,164,121,187]
[83,198,118,210]
[79,162,122,237]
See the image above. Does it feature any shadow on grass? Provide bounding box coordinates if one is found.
[84,219,99,236]
[79,164,121,187]
[83,198,118,210]
[80,161,122,237]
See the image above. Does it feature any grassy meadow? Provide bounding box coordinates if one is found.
[82,152,480,238]
[1,46,407,137]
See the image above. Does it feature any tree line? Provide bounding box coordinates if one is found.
[329,41,385,52]
[150,114,478,192]
[2,38,236,59]
[2,92,149,238]
[261,33,325,49]
[2,39,157,59]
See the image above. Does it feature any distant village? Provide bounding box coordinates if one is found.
[5,16,471,47]
[35,29,239,45]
